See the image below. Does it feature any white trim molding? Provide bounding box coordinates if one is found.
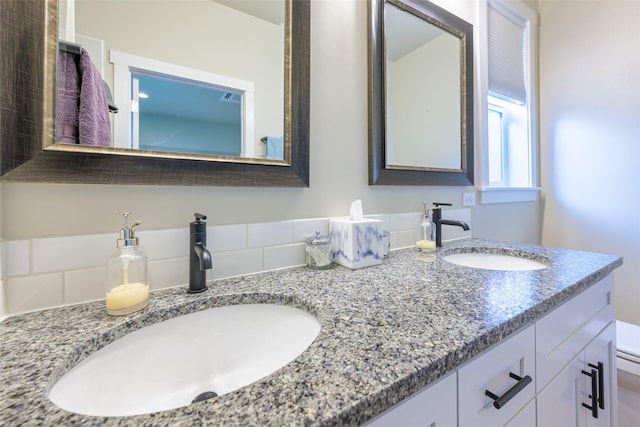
[478,186,540,204]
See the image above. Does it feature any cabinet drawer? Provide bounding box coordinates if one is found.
[458,325,536,427]
[365,371,457,427]
[536,275,614,391]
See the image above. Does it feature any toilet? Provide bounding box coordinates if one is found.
[616,320,640,427]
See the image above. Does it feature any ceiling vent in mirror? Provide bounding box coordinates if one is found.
[220,92,241,104]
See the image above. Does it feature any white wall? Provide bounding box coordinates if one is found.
[388,34,461,168]
[1,0,542,313]
[539,1,640,325]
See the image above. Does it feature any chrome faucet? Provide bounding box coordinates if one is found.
[189,213,212,293]
[431,202,470,247]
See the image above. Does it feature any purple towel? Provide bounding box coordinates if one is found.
[56,48,111,147]
[56,50,80,144]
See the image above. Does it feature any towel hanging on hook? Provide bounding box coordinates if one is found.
[58,40,118,113]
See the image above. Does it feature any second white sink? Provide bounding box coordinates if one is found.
[442,251,548,271]
[48,303,321,417]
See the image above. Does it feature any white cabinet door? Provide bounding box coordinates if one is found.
[505,398,536,427]
[536,275,615,392]
[365,371,457,427]
[537,352,586,427]
[584,322,618,427]
[458,325,536,427]
[537,322,618,427]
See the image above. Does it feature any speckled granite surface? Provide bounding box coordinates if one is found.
[0,238,622,426]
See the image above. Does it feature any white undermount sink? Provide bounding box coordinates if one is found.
[442,251,548,271]
[48,303,321,417]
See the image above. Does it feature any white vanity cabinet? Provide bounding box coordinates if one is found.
[366,275,617,427]
[536,275,617,427]
[365,371,457,427]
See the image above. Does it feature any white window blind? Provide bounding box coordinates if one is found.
[488,1,527,103]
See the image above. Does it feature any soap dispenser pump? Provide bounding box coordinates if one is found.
[106,212,149,316]
[416,202,436,252]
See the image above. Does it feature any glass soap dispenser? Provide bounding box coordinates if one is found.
[416,202,436,252]
[106,212,149,316]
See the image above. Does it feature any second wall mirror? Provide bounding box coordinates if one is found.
[368,0,474,186]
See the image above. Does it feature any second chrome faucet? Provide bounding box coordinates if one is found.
[189,213,212,293]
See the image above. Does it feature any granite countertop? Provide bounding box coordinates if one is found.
[0,238,622,426]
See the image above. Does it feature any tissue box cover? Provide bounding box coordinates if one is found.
[330,218,384,269]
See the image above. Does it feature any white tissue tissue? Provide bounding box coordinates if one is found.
[350,200,364,221]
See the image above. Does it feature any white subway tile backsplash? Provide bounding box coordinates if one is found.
[64,267,105,304]
[366,214,390,231]
[0,280,5,319]
[149,257,188,290]
[3,240,30,277]
[292,218,330,243]
[397,229,417,249]
[1,209,468,315]
[209,224,247,253]
[32,234,113,274]
[138,228,188,260]
[453,208,472,225]
[248,221,292,248]
[264,243,306,271]
[5,273,64,313]
[388,231,400,250]
[390,212,419,231]
[212,248,263,280]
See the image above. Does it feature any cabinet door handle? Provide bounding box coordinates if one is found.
[581,368,598,418]
[588,362,605,410]
[485,372,532,409]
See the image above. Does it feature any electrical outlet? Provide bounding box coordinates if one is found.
[463,192,476,207]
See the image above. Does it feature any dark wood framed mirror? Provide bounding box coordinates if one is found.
[0,0,309,187]
[368,0,474,186]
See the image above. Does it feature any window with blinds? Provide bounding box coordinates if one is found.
[488,2,528,104]
[485,0,537,193]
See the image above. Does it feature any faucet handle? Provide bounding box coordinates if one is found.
[191,213,208,234]
[433,202,452,208]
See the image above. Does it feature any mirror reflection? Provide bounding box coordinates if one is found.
[56,0,285,161]
[368,0,474,186]
[384,2,461,170]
